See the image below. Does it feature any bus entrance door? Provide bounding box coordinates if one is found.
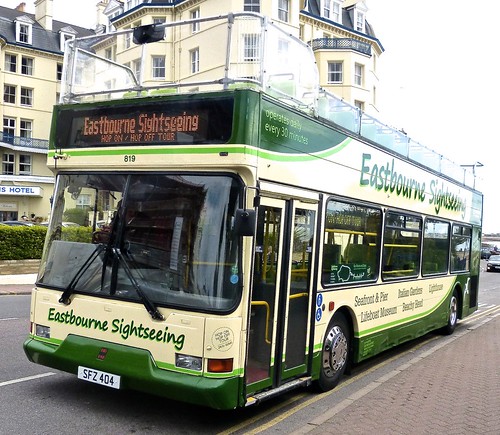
[246,197,317,397]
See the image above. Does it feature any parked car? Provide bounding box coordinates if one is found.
[481,247,492,259]
[0,220,35,226]
[40,222,80,227]
[486,255,500,272]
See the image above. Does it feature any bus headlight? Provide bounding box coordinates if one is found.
[175,354,202,371]
[35,324,51,339]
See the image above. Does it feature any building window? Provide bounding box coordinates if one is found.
[17,22,32,44]
[327,61,343,83]
[277,39,289,65]
[243,34,261,61]
[2,153,15,175]
[133,59,141,81]
[124,28,132,49]
[19,154,32,176]
[3,117,15,144]
[60,32,75,51]
[57,63,63,81]
[190,48,199,73]
[332,1,342,23]
[76,194,92,209]
[152,56,166,79]
[356,11,365,32]
[153,17,166,25]
[324,0,331,18]
[21,57,34,75]
[244,0,260,12]
[5,54,17,72]
[278,0,289,22]
[354,63,363,86]
[20,119,33,143]
[191,9,200,33]
[3,85,16,104]
[20,88,33,106]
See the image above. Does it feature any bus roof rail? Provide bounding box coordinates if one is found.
[60,12,478,190]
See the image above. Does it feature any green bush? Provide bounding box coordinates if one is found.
[63,207,89,226]
[0,225,93,260]
[0,226,47,260]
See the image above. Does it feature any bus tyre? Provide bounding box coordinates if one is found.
[316,313,350,392]
[442,290,459,335]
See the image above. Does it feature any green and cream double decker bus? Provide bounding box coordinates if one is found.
[24,14,482,410]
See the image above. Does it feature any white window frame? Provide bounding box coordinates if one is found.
[356,11,365,32]
[354,63,363,86]
[60,32,75,51]
[190,48,200,74]
[21,57,34,76]
[278,0,289,22]
[133,59,142,82]
[5,54,17,73]
[4,85,16,104]
[20,87,33,107]
[19,154,32,175]
[191,8,200,33]
[323,0,331,18]
[243,34,261,62]
[3,117,16,139]
[244,0,260,12]
[332,1,342,23]
[16,21,32,44]
[2,153,15,175]
[152,56,166,79]
[327,61,343,84]
[20,119,33,141]
[57,63,63,81]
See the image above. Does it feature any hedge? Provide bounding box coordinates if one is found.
[0,226,93,260]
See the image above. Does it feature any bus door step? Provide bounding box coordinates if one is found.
[246,376,312,407]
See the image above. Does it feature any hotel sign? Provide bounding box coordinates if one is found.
[0,186,42,196]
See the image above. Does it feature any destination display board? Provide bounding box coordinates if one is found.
[54,97,234,149]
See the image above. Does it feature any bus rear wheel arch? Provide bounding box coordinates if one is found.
[316,311,351,392]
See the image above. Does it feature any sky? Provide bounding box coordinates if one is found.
[3,0,499,232]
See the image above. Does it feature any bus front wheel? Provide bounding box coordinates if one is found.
[442,290,459,335]
[316,313,350,392]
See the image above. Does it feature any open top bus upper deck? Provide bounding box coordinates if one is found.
[58,12,479,191]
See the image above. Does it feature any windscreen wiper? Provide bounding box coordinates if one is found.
[112,247,165,321]
[59,244,106,305]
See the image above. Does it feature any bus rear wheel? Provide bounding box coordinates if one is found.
[442,290,459,335]
[316,313,350,392]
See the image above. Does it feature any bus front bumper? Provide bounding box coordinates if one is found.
[23,335,242,410]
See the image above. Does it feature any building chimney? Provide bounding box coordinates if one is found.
[35,0,53,31]
[15,3,26,12]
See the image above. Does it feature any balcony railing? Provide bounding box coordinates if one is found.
[310,37,371,56]
[0,133,49,150]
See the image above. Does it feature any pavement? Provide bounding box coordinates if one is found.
[2,273,499,433]
[0,273,36,295]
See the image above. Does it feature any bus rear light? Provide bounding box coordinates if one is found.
[207,358,233,373]
[35,324,51,339]
[175,354,202,371]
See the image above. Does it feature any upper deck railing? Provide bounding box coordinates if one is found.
[61,13,477,189]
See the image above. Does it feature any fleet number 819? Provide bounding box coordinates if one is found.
[124,155,136,162]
